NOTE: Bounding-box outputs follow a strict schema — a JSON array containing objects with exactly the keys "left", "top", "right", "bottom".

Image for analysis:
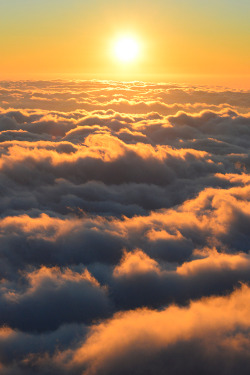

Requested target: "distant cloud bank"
[{"left": 0, "top": 80, "right": 250, "bottom": 374}]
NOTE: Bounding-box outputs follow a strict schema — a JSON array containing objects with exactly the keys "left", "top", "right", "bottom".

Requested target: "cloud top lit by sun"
[{"left": 114, "top": 36, "right": 139, "bottom": 63}]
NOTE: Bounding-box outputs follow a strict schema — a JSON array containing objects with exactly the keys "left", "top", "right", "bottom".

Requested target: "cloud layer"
[{"left": 0, "top": 80, "right": 250, "bottom": 374}]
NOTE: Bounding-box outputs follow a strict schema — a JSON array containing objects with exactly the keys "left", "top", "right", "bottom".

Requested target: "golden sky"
[{"left": 0, "top": 0, "right": 250, "bottom": 86}]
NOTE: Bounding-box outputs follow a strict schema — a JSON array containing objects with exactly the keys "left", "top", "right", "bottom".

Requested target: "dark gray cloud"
[{"left": 0, "top": 266, "right": 112, "bottom": 332}]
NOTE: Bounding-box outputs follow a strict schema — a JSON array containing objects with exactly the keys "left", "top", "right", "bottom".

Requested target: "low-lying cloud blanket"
[{"left": 0, "top": 80, "right": 250, "bottom": 374}]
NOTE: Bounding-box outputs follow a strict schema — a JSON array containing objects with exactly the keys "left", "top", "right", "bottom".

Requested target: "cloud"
[
  {"left": 0, "top": 80, "right": 250, "bottom": 373},
  {"left": 63, "top": 284, "right": 250, "bottom": 375},
  {"left": 0, "top": 266, "right": 112, "bottom": 332},
  {"left": 1, "top": 285, "right": 250, "bottom": 374}
]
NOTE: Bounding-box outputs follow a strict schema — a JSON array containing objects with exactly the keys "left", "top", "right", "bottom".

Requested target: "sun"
[{"left": 114, "top": 36, "right": 139, "bottom": 63}]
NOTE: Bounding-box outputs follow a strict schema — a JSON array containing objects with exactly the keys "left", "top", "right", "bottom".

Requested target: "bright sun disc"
[{"left": 114, "top": 37, "right": 139, "bottom": 63}]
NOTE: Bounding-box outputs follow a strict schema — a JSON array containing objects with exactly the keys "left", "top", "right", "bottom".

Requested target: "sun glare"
[{"left": 114, "top": 36, "right": 139, "bottom": 63}]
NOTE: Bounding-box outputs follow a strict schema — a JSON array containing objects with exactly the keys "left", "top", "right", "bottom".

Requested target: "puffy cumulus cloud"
[
  {"left": 0, "top": 213, "right": 125, "bottom": 279},
  {"left": 0, "top": 266, "right": 112, "bottom": 332},
  {"left": 111, "top": 248, "right": 250, "bottom": 310},
  {"left": 1, "top": 80, "right": 250, "bottom": 113},
  {"left": 0, "top": 324, "right": 88, "bottom": 374},
  {"left": 1, "top": 182, "right": 249, "bottom": 278},
  {"left": 63, "top": 285, "right": 250, "bottom": 375},
  {"left": 1, "top": 285, "right": 250, "bottom": 374},
  {"left": 113, "top": 249, "right": 161, "bottom": 277},
  {"left": 0, "top": 80, "right": 250, "bottom": 373}
]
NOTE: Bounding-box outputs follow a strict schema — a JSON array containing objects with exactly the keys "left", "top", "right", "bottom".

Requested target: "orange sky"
[{"left": 0, "top": 0, "right": 250, "bottom": 87}]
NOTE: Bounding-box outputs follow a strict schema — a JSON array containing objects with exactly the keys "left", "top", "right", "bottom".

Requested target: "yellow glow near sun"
[{"left": 114, "top": 36, "right": 139, "bottom": 63}]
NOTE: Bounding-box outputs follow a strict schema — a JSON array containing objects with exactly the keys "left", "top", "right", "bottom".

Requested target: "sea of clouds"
[{"left": 0, "top": 80, "right": 250, "bottom": 374}]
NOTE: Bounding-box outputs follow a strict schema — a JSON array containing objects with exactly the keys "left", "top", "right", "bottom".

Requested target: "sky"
[{"left": 0, "top": 0, "right": 250, "bottom": 86}]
